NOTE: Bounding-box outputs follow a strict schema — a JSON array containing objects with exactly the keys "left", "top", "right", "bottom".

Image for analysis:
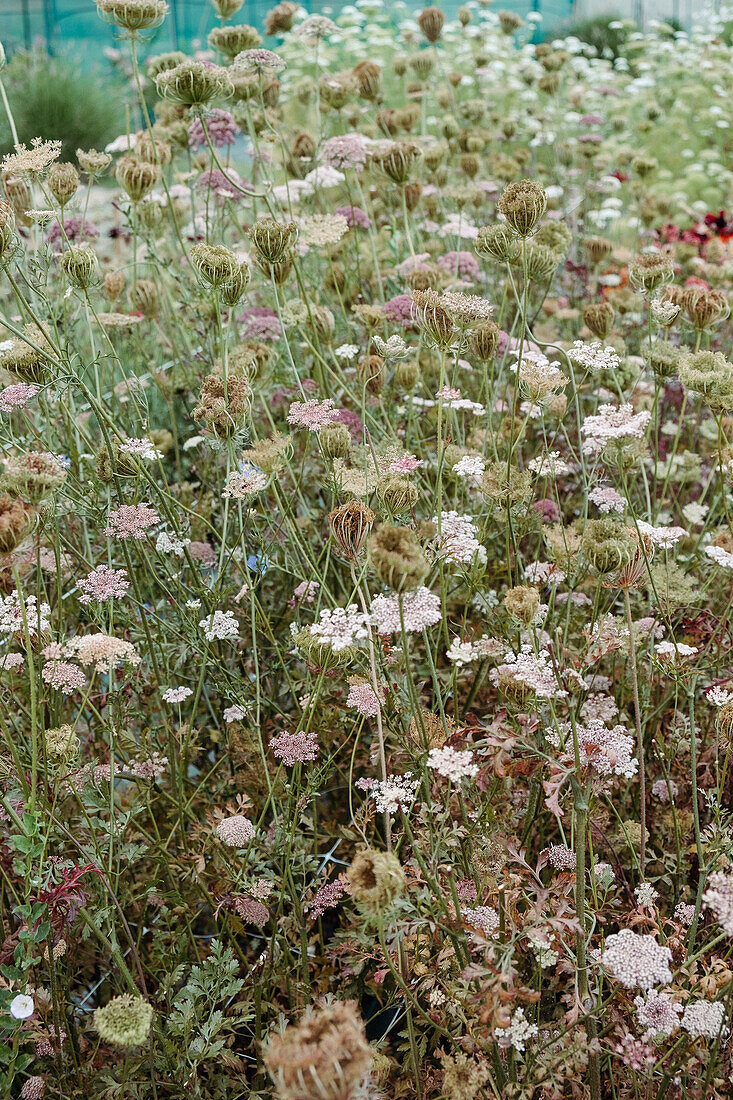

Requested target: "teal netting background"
[{"left": 2, "top": 1, "right": 576, "bottom": 55}]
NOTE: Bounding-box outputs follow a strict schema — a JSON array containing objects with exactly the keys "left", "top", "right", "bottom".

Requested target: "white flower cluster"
[
  {"left": 427, "top": 746, "right": 479, "bottom": 783},
  {"left": 0, "top": 593, "right": 51, "bottom": 638},
  {"left": 452, "top": 455, "right": 486, "bottom": 483},
  {"left": 156, "top": 532, "right": 191, "bottom": 557},
  {"left": 634, "top": 990, "right": 682, "bottom": 1038},
  {"left": 581, "top": 403, "right": 652, "bottom": 456},
  {"left": 680, "top": 1000, "right": 728, "bottom": 1040},
  {"left": 601, "top": 929, "right": 673, "bottom": 989},
  {"left": 463, "top": 905, "right": 499, "bottom": 936},
  {"left": 494, "top": 1007, "right": 538, "bottom": 1052},
  {"left": 309, "top": 605, "right": 370, "bottom": 651},
  {"left": 569, "top": 340, "right": 621, "bottom": 373},
  {"left": 702, "top": 872, "right": 733, "bottom": 936},
  {"left": 491, "top": 646, "right": 567, "bottom": 701},
  {"left": 370, "top": 773, "right": 419, "bottom": 816},
  {"left": 432, "top": 511, "right": 487, "bottom": 566},
  {"left": 370, "top": 588, "right": 442, "bottom": 634},
  {"left": 199, "top": 610, "right": 239, "bottom": 641},
  {"left": 705, "top": 544, "right": 733, "bottom": 570},
  {"left": 446, "top": 635, "right": 501, "bottom": 668}
]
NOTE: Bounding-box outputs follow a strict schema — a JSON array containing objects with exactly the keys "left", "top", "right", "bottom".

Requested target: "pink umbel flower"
[
  {"left": 289, "top": 580, "right": 320, "bottom": 606},
  {"left": 270, "top": 730, "right": 319, "bottom": 766},
  {"left": 308, "top": 878, "right": 346, "bottom": 919},
  {"left": 346, "top": 681, "right": 383, "bottom": 718},
  {"left": 216, "top": 814, "right": 255, "bottom": 847},
  {"left": 103, "top": 503, "right": 159, "bottom": 540},
  {"left": 0, "top": 384, "right": 40, "bottom": 412},
  {"left": 41, "top": 660, "right": 86, "bottom": 695},
  {"left": 287, "top": 399, "right": 340, "bottom": 431},
  {"left": 320, "top": 134, "right": 369, "bottom": 173},
  {"left": 188, "top": 109, "right": 239, "bottom": 152},
  {"left": 162, "top": 686, "right": 193, "bottom": 704},
  {"left": 389, "top": 454, "right": 424, "bottom": 474},
  {"left": 77, "top": 565, "right": 130, "bottom": 604}
]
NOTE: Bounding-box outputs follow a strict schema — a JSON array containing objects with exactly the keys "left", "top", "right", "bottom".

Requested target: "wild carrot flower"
[
  {"left": 77, "top": 565, "right": 130, "bottom": 604},
  {"left": 216, "top": 815, "right": 255, "bottom": 847},
  {"left": 103, "top": 503, "right": 159, "bottom": 540},
  {"left": 269, "top": 730, "right": 318, "bottom": 766}
]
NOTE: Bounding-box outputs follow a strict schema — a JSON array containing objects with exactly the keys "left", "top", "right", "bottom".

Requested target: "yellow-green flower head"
[{"left": 93, "top": 995, "right": 154, "bottom": 1049}]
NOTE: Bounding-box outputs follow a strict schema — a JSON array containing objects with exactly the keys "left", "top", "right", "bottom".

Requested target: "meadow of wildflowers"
[{"left": 2, "top": 0, "right": 733, "bottom": 1096}]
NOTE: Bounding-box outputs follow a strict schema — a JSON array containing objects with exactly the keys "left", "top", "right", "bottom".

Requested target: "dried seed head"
[
  {"left": 504, "top": 585, "right": 540, "bottom": 625},
  {"left": 411, "top": 289, "right": 456, "bottom": 347},
  {"left": 249, "top": 218, "right": 298, "bottom": 264},
  {"left": 523, "top": 241, "right": 559, "bottom": 282},
  {"left": 581, "top": 518, "right": 650, "bottom": 588},
  {"left": 717, "top": 702, "right": 733, "bottom": 750},
  {"left": 115, "top": 156, "right": 160, "bottom": 202},
  {"left": 583, "top": 301, "right": 615, "bottom": 340},
  {"left": 582, "top": 236, "right": 613, "bottom": 265},
  {"left": 469, "top": 320, "right": 500, "bottom": 361},
  {"left": 264, "top": 1001, "right": 372, "bottom": 1100},
  {"left": 59, "top": 244, "right": 98, "bottom": 290},
  {"left": 418, "top": 6, "right": 445, "bottom": 43},
  {"left": 356, "top": 353, "right": 386, "bottom": 395},
  {"left": 353, "top": 60, "right": 382, "bottom": 100},
  {"left": 193, "top": 370, "right": 250, "bottom": 438},
  {"left": 3, "top": 175, "right": 32, "bottom": 225},
  {"left": 498, "top": 9, "right": 524, "bottom": 33},
  {"left": 367, "top": 519, "right": 424, "bottom": 589},
  {"left": 45, "top": 723, "right": 78, "bottom": 759},
  {"left": 684, "top": 286, "right": 729, "bottom": 331},
  {"left": 320, "top": 423, "right": 351, "bottom": 461},
  {"left": 628, "top": 252, "right": 674, "bottom": 293},
  {"left": 409, "top": 52, "right": 435, "bottom": 80},
  {"left": 104, "top": 271, "right": 126, "bottom": 302},
  {"left": 190, "top": 243, "right": 240, "bottom": 288},
  {"left": 155, "top": 60, "right": 233, "bottom": 106},
  {"left": 369, "top": 522, "right": 427, "bottom": 591},
  {"left": 96, "top": 0, "right": 168, "bottom": 32},
  {"left": 133, "top": 279, "right": 159, "bottom": 318},
  {"left": 0, "top": 327, "right": 54, "bottom": 385},
  {"left": 76, "top": 148, "right": 112, "bottom": 178},
  {"left": 497, "top": 179, "right": 547, "bottom": 237},
  {"left": 265, "top": 1, "right": 298, "bottom": 35},
  {"left": 347, "top": 849, "right": 405, "bottom": 914},
  {"left": 647, "top": 340, "right": 680, "bottom": 380},
  {"left": 47, "top": 162, "right": 79, "bottom": 206},
  {"left": 329, "top": 500, "right": 375, "bottom": 561},
  {"left": 679, "top": 350, "right": 733, "bottom": 411},
  {"left": 0, "top": 198, "right": 17, "bottom": 262},
  {"left": 208, "top": 24, "right": 262, "bottom": 59},
  {"left": 407, "top": 709, "right": 449, "bottom": 750},
  {"left": 376, "top": 141, "right": 422, "bottom": 185},
  {"left": 475, "top": 223, "right": 520, "bottom": 263},
  {"left": 378, "top": 476, "right": 419, "bottom": 516},
  {"left": 395, "top": 359, "right": 420, "bottom": 391},
  {"left": 210, "top": 0, "right": 243, "bottom": 16},
  {"left": 0, "top": 493, "right": 36, "bottom": 553},
  {"left": 136, "top": 133, "right": 172, "bottom": 167},
  {"left": 219, "top": 261, "right": 250, "bottom": 307}
]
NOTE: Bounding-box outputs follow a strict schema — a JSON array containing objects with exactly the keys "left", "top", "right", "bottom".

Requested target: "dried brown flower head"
[
  {"left": 329, "top": 501, "right": 375, "bottom": 561},
  {"left": 265, "top": 1001, "right": 372, "bottom": 1100}
]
